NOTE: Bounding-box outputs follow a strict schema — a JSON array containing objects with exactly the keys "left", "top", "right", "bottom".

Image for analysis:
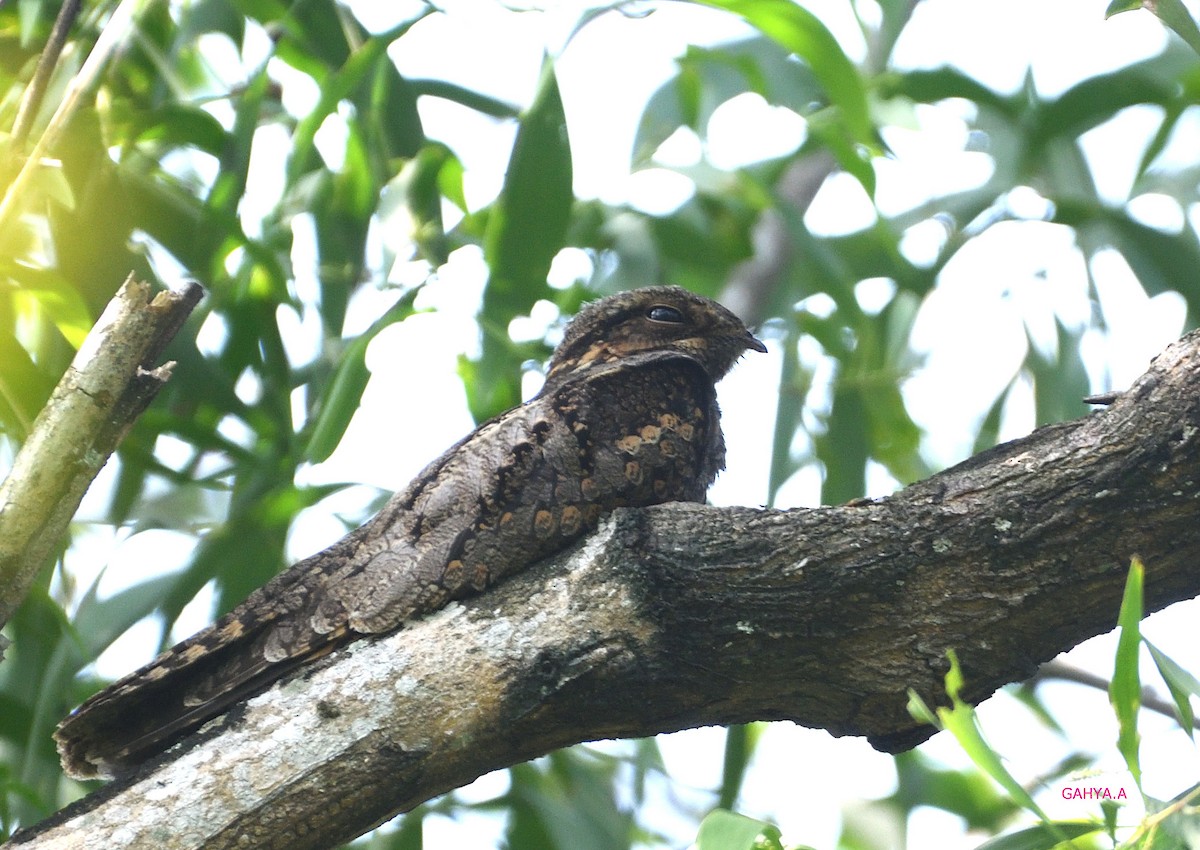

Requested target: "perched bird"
[{"left": 55, "top": 285, "right": 766, "bottom": 779}]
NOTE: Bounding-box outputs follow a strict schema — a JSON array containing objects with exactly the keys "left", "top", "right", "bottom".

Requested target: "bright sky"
[{"left": 68, "top": 0, "right": 1200, "bottom": 847}]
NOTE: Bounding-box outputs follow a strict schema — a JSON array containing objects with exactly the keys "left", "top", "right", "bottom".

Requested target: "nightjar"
[{"left": 55, "top": 285, "right": 765, "bottom": 778}]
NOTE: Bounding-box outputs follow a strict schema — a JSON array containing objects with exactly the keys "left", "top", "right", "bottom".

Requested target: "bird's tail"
[
  {"left": 54, "top": 531, "right": 364, "bottom": 779},
  {"left": 55, "top": 604, "right": 344, "bottom": 778}
]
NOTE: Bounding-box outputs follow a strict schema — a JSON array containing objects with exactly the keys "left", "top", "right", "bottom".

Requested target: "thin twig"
[
  {"left": 10, "top": 0, "right": 84, "bottom": 148},
  {"left": 1031, "top": 660, "right": 1200, "bottom": 730}
]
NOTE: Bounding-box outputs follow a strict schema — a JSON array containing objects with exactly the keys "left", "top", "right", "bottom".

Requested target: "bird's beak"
[{"left": 746, "top": 331, "right": 767, "bottom": 354}]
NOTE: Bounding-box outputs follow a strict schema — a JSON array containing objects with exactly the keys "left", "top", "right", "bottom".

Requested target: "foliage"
[
  {"left": 900, "top": 562, "right": 1200, "bottom": 850},
  {"left": 720, "top": 563, "right": 1200, "bottom": 850},
  {"left": 1108, "top": 0, "right": 1200, "bottom": 57},
  {"left": 1, "top": 0, "right": 1199, "bottom": 847},
  {"left": 696, "top": 808, "right": 808, "bottom": 850}
]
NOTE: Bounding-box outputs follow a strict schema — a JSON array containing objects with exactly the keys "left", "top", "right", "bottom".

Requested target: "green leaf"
[
  {"left": 1110, "top": 557, "right": 1144, "bottom": 791},
  {"left": 206, "top": 66, "right": 270, "bottom": 220},
  {"left": 892, "top": 66, "right": 1015, "bottom": 116},
  {"left": 306, "top": 118, "right": 377, "bottom": 329},
  {"left": 355, "top": 45, "right": 425, "bottom": 162},
  {"left": 691, "top": 0, "right": 875, "bottom": 192},
  {"left": 692, "top": 0, "right": 871, "bottom": 142},
  {"left": 888, "top": 750, "right": 1019, "bottom": 831},
  {"left": 72, "top": 570, "right": 197, "bottom": 661},
  {"left": 116, "top": 168, "right": 213, "bottom": 273},
  {"left": 17, "top": 0, "right": 43, "bottom": 47},
  {"left": 1141, "top": 0, "right": 1200, "bottom": 57},
  {"left": 1136, "top": 102, "right": 1185, "bottom": 183},
  {"left": 717, "top": 724, "right": 765, "bottom": 811},
  {"left": 11, "top": 270, "right": 94, "bottom": 349},
  {"left": 972, "top": 821, "right": 1103, "bottom": 850},
  {"left": 179, "top": 0, "right": 247, "bottom": 45},
  {"left": 1, "top": 589, "right": 75, "bottom": 824},
  {"left": 766, "top": 324, "right": 810, "bottom": 507},
  {"left": 1032, "top": 67, "right": 1176, "bottom": 153},
  {"left": 872, "top": 0, "right": 919, "bottom": 68},
  {"left": 131, "top": 104, "right": 230, "bottom": 156},
  {"left": 408, "top": 78, "right": 521, "bottom": 119},
  {"left": 286, "top": 13, "right": 428, "bottom": 182},
  {"left": 0, "top": 323, "right": 55, "bottom": 438},
  {"left": 906, "top": 689, "right": 940, "bottom": 727},
  {"left": 379, "top": 143, "right": 462, "bottom": 267},
  {"left": 482, "top": 55, "right": 573, "bottom": 308},
  {"left": 1145, "top": 640, "right": 1200, "bottom": 738},
  {"left": 275, "top": 0, "right": 353, "bottom": 74},
  {"left": 473, "top": 54, "right": 573, "bottom": 420},
  {"left": 1106, "top": 0, "right": 1143, "bottom": 15},
  {"left": 500, "top": 751, "right": 635, "bottom": 850},
  {"left": 633, "top": 37, "right": 822, "bottom": 165},
  {"left": 696, "top": 809, "right": 781, "bottom": 850},
  {"left": 1026, "top": 321, "right": 1090, "bottom": 427},
  {"left": 817, "top": 370, "right": 870, "bottom": 503},
  {"left": 1150, "top": 782, "right": 1200, "bottom": 845},
  {"left": 26, "top": 160, "right": 75, "bottom": 210},
  {"left": 1101, "top": 797, "right": 1121, "bottom": 842},
  {"left": 928, "top": 651, "right": 1069, "bottom": 839},
  {"left": 1055, "top": 203, "right": 1200, "bottom": 326}
]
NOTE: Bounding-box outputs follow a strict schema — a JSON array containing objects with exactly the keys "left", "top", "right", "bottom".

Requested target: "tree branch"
[
  {"left": 9, "top": 0, "right": 83, "bottom": 149},
  {"left": 0, "top": 277, "right": 203, "bottom": 648},
  {"left": 12, "top": 328, "right": 1200, "bottom": 850}
]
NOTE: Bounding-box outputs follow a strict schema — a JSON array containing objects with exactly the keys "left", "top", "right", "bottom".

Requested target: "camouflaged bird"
[{"left": 55, "top": 285, "right": 765, "bottom": 779}]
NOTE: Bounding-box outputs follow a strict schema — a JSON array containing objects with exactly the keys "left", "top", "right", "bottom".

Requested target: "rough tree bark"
[{"left": 11, "top": 328, "right": 1200, "bottom": 850}]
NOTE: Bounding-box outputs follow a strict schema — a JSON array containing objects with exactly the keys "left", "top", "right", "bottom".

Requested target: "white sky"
[{"left": 57, "top": 0, "right": 1200, "bottom": 847}]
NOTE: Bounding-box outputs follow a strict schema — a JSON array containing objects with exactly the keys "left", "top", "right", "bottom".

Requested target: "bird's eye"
[{"left": 647, "top": 305, "right": 684, "bottom": 324}]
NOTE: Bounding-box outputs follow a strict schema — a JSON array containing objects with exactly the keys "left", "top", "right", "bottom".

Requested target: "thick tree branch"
[
  {"left": 0, "top": 277, "right": 203, "bottom": 647},
  {"left": 12, "top": 328, "right": 1200, "bottom": 850}
]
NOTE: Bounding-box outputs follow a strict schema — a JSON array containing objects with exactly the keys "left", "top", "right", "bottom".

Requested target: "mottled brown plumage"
[{"left": 55, "top": 285, "right": 765, "bottom": 778}]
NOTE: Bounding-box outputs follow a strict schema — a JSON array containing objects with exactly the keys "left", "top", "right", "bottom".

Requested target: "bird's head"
[{"left": 543, "top": 286, "right": 766, "bottom": 390}]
